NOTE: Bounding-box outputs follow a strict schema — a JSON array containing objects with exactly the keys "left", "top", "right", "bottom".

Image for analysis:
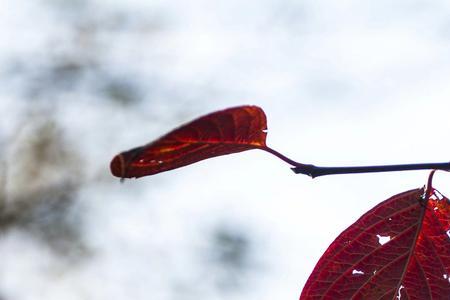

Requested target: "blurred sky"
[{"left": 1, "top": 1, "right": 450, "bottom": 300}]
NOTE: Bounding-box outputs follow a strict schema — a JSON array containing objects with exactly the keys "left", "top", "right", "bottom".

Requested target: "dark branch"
[
  {"left": 291, "top": 162, "right": 450, "bottom": 178},
  {"left": 261, "top": 147, "right": 450, "bottom": 178}
]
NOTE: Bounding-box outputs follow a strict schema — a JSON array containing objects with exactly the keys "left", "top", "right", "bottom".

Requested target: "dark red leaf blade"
[
  {"left": 300, "top": 188, "right": 450, "bottom": 300},
  {"left": 110, "top": 105, "right": 268, "bottom": 178}
]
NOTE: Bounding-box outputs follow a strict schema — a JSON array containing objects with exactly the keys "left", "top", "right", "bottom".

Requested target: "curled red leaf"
[
  {"left": 110, "top": 105, "right": 268, "bottom": 178},
  {"left": 300, "top": 187, "right": 450, "bottom": 299}
]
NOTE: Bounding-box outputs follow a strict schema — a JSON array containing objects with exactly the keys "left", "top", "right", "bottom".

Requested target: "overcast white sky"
[{"left": 1, "top": 1, "right": 450, "bottom": 299}]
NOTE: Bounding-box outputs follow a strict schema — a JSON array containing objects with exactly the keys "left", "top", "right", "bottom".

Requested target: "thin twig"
[
  {"left": 262, "top": 147, "right": 450, "bottom": 178},
  {"left": 291, "top": 162, "right": 450, "bottom": 178}
]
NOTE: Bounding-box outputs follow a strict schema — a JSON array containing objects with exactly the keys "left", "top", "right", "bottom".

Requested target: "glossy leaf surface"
[
  {"left": 110, "top": 105, "right": 268, "bottom": 178},
  {"left": 300, "top": 188, "right": 450, "bottom": 299}
]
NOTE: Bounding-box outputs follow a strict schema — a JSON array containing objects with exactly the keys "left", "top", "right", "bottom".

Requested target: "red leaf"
[
  {"left": 110, "top": 105, "right": 268, "bottom": 178},
  {"left": 300, "top": 187, "right": 450, "bottom": 299}
]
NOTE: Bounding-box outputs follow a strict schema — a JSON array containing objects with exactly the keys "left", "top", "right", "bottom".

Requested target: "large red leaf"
[
  {"left": 300, "top": 186, "right": 450, "bottom": 299},
  {"left": 110, "top": 105, "right": 268, "bottom": 178}
]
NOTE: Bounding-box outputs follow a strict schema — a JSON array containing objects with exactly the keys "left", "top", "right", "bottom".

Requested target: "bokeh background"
[{"left": 1, "top": 1, "right": 450, "bottom": 299}]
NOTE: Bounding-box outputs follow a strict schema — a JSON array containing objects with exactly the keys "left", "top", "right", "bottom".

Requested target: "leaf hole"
[
  {"left": 429, "top": 194, "right": 439, "bottom": 201},
  {"left": 352, "top": 269, "right": 364, "bottom": 275},
  {"left": 421, "top": 190, "right": 427, "bottom": 199},
  {"left": 443, "top": 274, "right": 450, "bottom": 284},
  {"left": 446, "top": 230, "right": 450, "bottom": 240},
  {"left": 434, "top": 190, "right": 445, "bottom": 200},
  {"left": 376, "top": 234, "right": 391, "bottom": 245},
  {"left": 396, "top": 285, "right": 404, "bottom": 299}
]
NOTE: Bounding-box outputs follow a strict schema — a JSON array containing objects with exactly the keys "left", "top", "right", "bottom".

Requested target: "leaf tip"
[{"left": 110, "top": 153, "right": 126, "bottom": 178}]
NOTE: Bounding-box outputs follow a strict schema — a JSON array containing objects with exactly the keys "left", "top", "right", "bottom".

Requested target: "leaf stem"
[
  {"left": 263, "top": 147, "right": 450, "bottom": 178},
  {"left": 425, "top": 170, "right": 436, "bottom": 199},
  {"left": 292, "top": 163, "right": 450, "bottom": 178}
]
